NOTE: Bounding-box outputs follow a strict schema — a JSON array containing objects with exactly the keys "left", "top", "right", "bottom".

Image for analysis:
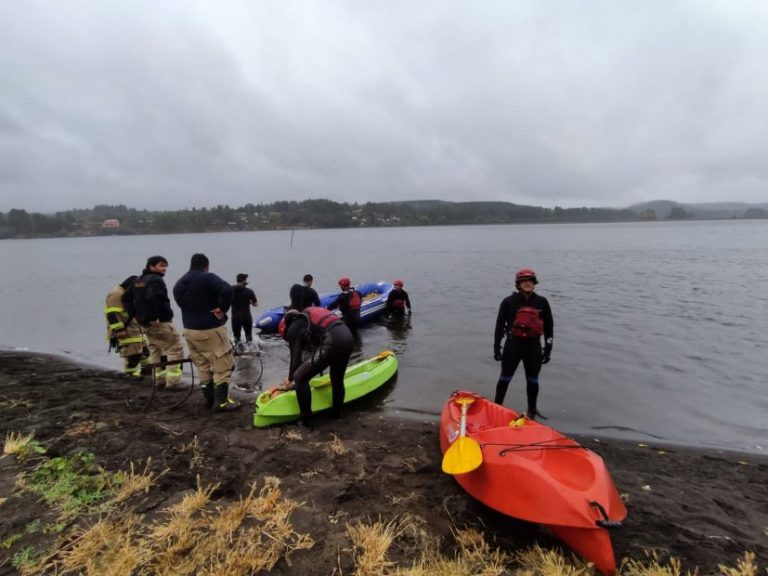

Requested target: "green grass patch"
[
  {"left": 1, "top": 533, "right": 22, "bottom": 550},
  {"left": 26, "top": 451, "right": 120, "bottom": 518},
  {"left": 11, "top": 545, "right": 43, "bottom": 572}
]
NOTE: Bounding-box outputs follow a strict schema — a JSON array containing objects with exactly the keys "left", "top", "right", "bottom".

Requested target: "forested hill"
[{"left": 1, "top": 198, "right": 766, "bottom": 238}]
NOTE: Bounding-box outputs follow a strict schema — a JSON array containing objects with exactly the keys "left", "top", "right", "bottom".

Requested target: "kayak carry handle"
[{"left": 590, "top": 500, "right": 622, "bottom": 529}]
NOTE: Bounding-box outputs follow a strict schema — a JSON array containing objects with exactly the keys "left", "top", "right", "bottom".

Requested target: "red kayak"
[{"left": 439, "top": 391, "right": 627, "bottom": 575}]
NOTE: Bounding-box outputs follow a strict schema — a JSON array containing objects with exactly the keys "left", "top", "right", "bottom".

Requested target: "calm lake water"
[{"left": 1, "top": 220, "right": 766, "bottom": 453}]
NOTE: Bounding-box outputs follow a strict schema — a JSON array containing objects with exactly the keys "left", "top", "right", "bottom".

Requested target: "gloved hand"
[
  {"left": 542, "top": 339, "right": 553, "bottom": 364},
  {"left": 109, "top": 336, "right": 119, "bottom": 351},
  {"left": 493, "top": 348, "right": 502, "bottom": 362}
]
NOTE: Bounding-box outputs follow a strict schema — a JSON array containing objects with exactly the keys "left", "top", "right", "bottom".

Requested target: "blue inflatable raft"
[{"left": 255, "top": 281, "right": 393, "bottom": 333}]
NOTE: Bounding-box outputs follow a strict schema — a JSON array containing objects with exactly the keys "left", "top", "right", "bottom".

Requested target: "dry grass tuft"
[
  {"left": 168, "top": 479, "right": 216, "bottom": 516},
  {"left": 45, "top": 476, "right": 313, "bottom": 575},
  {"left": 515, "top": 544, "right": 587, "bottom": 576},
  {"left": 56, "top": 514, "right": 145, "bottom": 576},
  {"left": 325, "top": 433, "right": 349, "bottom": 456},
  {"left": 177, "top": 435, "right": 208, "bottom": 471},
  {"left": 146, "top": 476, "right": 314, "bottom": 575},
  {"left": 719, "top": 552, "right": 758, "bottom": 576},
  {"left": 111, "top": 461, "right": 156, "bottom": 503},
  {"left": 622, "top": 551, "right": 690, "bottom": 576},
  {"left": 3, "top": 431, "right": 36, "bottom": 456},
  {"left": 285, "top": 429, "right": 304, "bottom": 441},
  {"left": 346, "top": 518, "right": 401, "bottom": 576},
  {"left": 391, "top": 527, "right": 509, "bottom": 576}
]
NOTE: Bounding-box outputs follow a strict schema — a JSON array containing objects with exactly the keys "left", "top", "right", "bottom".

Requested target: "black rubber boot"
[
  {"left": 201, "top": 381, "right": 214, "bottom": 409},
  {"left": 213, "top": 382, "right": 241, "bottom": 413},
  {"left": 300, "top": 416, "right": 315, "bottom": 430}
]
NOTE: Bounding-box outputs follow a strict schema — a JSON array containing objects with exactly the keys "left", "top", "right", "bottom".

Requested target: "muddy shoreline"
[{"left": 1, "top": 351, "right": 766, "bottom": 574}]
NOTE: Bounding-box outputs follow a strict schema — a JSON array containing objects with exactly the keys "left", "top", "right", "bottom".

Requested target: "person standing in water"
[
  {"left": 493, "top": 268, "right": 554, "bottom": 419},
  {"left": 327, "top": 277, "right": 361, "bottom": 335},
  {"left": 289, "top": 274, "right": 321, "bottom": 311},
  {"left": 385, "top": 279, "right": 412, "bottom": 317},
  {"left": 231, "top": 273, "right": 258, "bottom": 350}
]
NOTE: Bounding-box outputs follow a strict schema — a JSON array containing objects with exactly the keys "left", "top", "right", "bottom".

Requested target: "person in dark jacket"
[
  {"left": 327, "top": 277, "right": 361, "bottom": 333},
  {"left": 173, "top": 253, "right": 239, "bottom": 412},
  {"left": 130, "top": 255, "right": 184, "bottom": 388},
  {"left": 231, "top": 273, "right": 258, "bottom": 348},
  {"left": 385, "top": 279, "right": 412, "bottom": 317},
  {"left": 278, "top": 307, "right": 354, "bottom": 428},
  {"left": 493, "top": 267, "right": 554, "bottom": 419},
  {"left": 289, "top": 274, "right": 321, "bottom": 311}
]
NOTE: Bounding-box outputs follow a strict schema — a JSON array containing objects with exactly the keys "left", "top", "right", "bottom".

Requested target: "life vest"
[
  {"left": 348, "top": 290, "right": 361, "bottom": 311},
  {"left": 510, "top": 306, "right": 544, "bottom": 338},
  {"left": 304, "top": 306, "right": 341, "bottom": 330}
]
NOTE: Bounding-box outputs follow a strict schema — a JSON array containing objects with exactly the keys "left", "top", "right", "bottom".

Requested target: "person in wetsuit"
[
  {"left": 327, "top": 277, "right": 361, "bottom": 334},
  {"left": 289, "top": 274, "right": 321, "bottom": 311},
  {"left": 231, "top": 273, "right": 258, "bottom": 348},
  {"left": 278, "top": 307, "right": 354, "bottom": 428},
  {"left": 385, "top": 279, "right": 412, "bottom": 317},
  {"left": 493, "top": 267, "right": 554, "bottom": 419}
]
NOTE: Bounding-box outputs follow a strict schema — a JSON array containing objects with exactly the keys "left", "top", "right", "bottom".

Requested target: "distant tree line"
[{"left": 0, "top": 198, "right": 763, "bottom": 239}]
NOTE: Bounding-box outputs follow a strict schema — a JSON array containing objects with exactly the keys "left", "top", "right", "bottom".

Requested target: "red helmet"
[
  {"left": 515, "top": 268, "right": 538, "bottom": 285},
  {"left": 338, "top": 277, "right": 351, "bottom": 289},
  {"left": 393, "top": 279, "right": 404, "bottom": 288}
]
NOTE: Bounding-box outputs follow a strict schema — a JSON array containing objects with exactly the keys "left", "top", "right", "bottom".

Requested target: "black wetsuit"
[
  {"left": 286, "top": 310, "right": 354, "bottom": 423},
  {"left": 327, "top": 290, "right": 361, "bottom": 330},
  {"left": 493, "top": 291, "right": 554, "bottom": 414},
  {"left": 289, "top": 284, "right": 321, "bottom": 311},
  {"left": 385, "top": 289, "right": 411, "bottom": 317},
  {"left": 231, "top": 284, "right": 257, "bottom": 343}
]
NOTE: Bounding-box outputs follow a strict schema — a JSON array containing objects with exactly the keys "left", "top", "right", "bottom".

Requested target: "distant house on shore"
[{"left": 101, "top": 219, "right": 120, "bottom": 229}]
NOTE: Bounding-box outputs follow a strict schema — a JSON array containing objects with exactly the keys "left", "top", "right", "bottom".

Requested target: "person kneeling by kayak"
[{"left": 278, "top": 307, "right": 354, "bottom": 428}]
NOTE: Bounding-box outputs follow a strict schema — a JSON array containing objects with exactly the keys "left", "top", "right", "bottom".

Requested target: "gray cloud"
[{"left": 1, "top": 0, "right": 767, "bottom": 212}]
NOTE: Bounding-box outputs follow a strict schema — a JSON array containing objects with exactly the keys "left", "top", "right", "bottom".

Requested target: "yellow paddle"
[{"left": 442, "top": 396, "right": 483, "bottom": 475}]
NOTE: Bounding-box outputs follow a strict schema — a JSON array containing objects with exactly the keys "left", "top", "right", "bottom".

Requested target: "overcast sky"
[{"left": 1, "top": 1, "right": 767, "bottom": 212}]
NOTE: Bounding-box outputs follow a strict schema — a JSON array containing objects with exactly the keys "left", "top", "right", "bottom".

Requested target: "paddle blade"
[{"left": 442, "top": 436, "right": 483, "bottom": 475}]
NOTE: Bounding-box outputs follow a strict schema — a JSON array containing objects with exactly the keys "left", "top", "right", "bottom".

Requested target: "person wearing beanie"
[
  {"left": 173, "top": 253, "right": 240, "bottom": 413},
  {"left": 129, "top": 255, "right": 185, "bottom": 388},
  {"left": 231, "top": 273, "right": 258, "bottom": 350}
]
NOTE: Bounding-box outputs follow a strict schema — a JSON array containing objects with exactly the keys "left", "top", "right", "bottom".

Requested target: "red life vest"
[
  {"left": 348, "top": 290, "right": 361, "bottom": 310},
  {"left": 511, "top": 306, "right": 543, "bottom": 338},
  {"left": 304, "top": 306, "right": 341, "bottom": 330}
]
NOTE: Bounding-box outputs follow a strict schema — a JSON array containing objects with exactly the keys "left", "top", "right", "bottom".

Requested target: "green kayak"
[{"left": 252, "top": 351, "right": 398, "bottom": 427}]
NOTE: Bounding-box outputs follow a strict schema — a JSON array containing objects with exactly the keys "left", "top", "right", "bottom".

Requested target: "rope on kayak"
[{"left": 479, "top": 439, "right": 586, "bottom": 456}]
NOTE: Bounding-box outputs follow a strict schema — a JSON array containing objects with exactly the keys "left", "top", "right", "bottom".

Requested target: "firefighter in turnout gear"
[
  {"left": 105, "top": 275, "right": 146, "bottom": 378},
  {"left": 131, "top": 255, "right": 185, "bottom": 388}
]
